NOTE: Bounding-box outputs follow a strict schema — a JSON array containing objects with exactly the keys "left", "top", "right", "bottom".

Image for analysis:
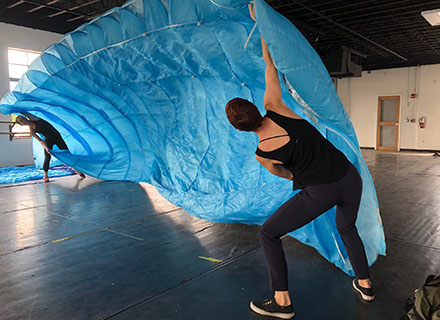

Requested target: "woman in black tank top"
[
  {"left": 223, "top": 5, "right": 374, "bottom": 319},
  {"left": 16, "top": 115, "right": 85, "bottom": 182}
]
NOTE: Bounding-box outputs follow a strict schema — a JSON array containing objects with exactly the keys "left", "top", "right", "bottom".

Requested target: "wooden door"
[{"left": 377, "top": 96, "right": 400, "bottom": 151}]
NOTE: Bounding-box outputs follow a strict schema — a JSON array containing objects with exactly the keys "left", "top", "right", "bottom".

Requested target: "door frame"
[{"left": 376, "top": 95, "right": 401, "bottom": 151}]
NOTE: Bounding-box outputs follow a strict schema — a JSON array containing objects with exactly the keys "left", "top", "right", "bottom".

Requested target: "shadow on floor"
[{"left": 0, "top": 149, "right": 439, "bottom": 319}]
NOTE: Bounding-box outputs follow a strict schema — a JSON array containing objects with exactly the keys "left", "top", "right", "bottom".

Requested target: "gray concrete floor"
[{"left": 0, "top": 149, "right": 439, "bottom": 319}]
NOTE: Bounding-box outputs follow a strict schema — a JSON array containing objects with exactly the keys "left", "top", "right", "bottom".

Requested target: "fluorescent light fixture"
[
  {"left": 7, "top": 1, "right": 24, "bottom": 9},
  {"left": 67, "top": 16, "right": 85, "bottom": 22},
  {"left": 421, "top": 9, "right": 440, "bottom": 26}
]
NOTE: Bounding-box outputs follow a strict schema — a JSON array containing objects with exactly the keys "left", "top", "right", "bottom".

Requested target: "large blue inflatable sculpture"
[{"left": 0, "top": 0, "right": 385, "bottom": 275}]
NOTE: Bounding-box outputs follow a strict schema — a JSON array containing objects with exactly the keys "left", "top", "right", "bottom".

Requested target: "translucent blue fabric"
[
  {"left": 0, "top": 0, "right": 385, "bottom": 275},
  {"left": 0, "top": 165, "right": 73, "bottom": 184},
  {"left": 33, "top": 138, "right": 63, "bottom": 169}
]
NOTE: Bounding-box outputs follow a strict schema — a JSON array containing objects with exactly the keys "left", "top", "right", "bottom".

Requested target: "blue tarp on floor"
[{"left": 0, "top": 165, "right": 74, "bottom": 184}]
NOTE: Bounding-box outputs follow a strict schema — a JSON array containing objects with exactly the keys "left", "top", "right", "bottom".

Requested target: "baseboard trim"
[
  {"left": 360, "top": 147, "right": 440, "bottom": 153},
  {"left": 400, "top": 148, "right": 440, "bottom": 153}
]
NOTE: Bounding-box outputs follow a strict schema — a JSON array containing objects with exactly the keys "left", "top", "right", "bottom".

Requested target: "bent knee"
[
  {"left": 259, "top": 222, "right": 283, "bottom": 240},
  {"left": 337, "top": 223, "right": 357, "bottom": 235}
]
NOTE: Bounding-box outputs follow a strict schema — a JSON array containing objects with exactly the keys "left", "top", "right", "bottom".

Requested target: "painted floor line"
[
  {"left": 100, "top": 244, "right": 262, "bottom": 319},
  {"left": 0, "top": 229, "right": 103, "bottom": 257},
  {"left": 387, "top": 237, "right": 440, "bottom": 252}
]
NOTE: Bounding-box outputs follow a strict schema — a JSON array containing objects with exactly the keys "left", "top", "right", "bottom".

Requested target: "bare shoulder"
[
  {"left": 255, "top": 154, "right": 283, "bottom": 166},
  {"left": 255, "top": 154, "right": 269, "bottom": 164},
  {"left": 264, "top": 101, "right": 302, "bottom": 119}
]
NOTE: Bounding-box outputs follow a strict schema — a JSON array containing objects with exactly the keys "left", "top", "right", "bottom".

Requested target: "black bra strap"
[{"left": 259, "top": 134, "right": 289, "bottom": 143}]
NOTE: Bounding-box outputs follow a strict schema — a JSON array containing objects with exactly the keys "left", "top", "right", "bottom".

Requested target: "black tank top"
[
  {"left": 256, "top": 110, "right": 349, "bottom": 190},
  {"left": 34, "top": 119, "right": 63, "bottom": 142}
]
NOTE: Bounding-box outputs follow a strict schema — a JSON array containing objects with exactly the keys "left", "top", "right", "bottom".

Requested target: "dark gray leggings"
[
  {"left": 43, "top": 139, "right": 68, "bottom": 172},
  {"left": 259, "top": 163, "right": 370, "bottom": 291}
]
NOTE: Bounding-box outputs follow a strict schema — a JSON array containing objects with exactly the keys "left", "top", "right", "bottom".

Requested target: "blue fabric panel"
[
  {"left": 0, "top": 0, "right": 385, "bottom": 275},
  {"left": 0, "top": 165, "right": 73, "bottom": 184},
  {"left": 33, "top": 138, "right": 63, "bottom": 169}
]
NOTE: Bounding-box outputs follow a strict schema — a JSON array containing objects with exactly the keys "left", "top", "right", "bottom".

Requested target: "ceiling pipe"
[
  {"left": 7, "top": 1, "right": 25, "bottom": 9},
  {"left": 28, "top": 0, "right": 60, "bottom": 13},
  {"left": 285, "top": 0, "right": 409, "bottom": 62},
  {"left": 19, "top": 0, "right": 88, "bottom": 18},
  {"left": 70, "top": 0, "right": 101, "bottom": 11}
]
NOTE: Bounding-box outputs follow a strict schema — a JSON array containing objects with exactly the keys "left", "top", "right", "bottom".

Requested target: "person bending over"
[
  {"left": 224, "top": 4, "right": 374, "bottom": 319},
  {"left": 16, "top": 115, "right": 85, "bottom": 182}
]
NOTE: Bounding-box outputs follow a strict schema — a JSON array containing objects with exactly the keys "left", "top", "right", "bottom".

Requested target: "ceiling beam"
[
  {"left": 319, "top": 1, "right": 440, "bottom": 21},
  {"left": 28, "top": 0, "right": 60, "bottom": 13},
  {"left": 286, "top": 0, "right": 408, "bottom": 61},
  {"left": 70, "top": 0, "right": 101, "bottom": 11},
  {"left": 19, "top": 0, "right": 89, "bottom": 18},
  {"left": 7, "top": 1, "right": 25, "bottom": 9}
]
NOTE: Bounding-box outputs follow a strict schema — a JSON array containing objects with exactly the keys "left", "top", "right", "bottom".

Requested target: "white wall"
[
  {"left": 337, "top": 64, "right": 440, "bottom": 150},
  {"left": 417, "top": 65, "right": 440, "bottom": 149},
  {"left": 0, "top": 23, "right": 61, "bottom": 167}
]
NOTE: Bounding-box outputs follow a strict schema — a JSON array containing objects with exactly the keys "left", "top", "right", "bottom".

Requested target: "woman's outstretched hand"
[{"left": 248, "top": 2, "right": 256, "bottom": 22}]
